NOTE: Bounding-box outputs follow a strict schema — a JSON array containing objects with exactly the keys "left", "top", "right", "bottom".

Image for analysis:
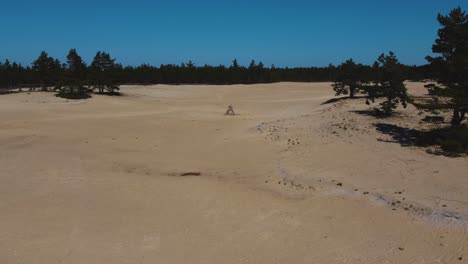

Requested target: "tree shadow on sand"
[
  {"left": 94, "top": 91, "right": 123, "bottom": 96},
  {"left": 55, "top": 92, "right": 92, "bottom": 100},
  {"left": 374, "top": 123, "right": 467, "bottom": 157},
  {"left": 351, "top": 109, "right": 401, "bottom": 119},
  {"left": 374, "top": 123, "right": 421, "bottom": 146},
  {"left": 321, "top": 95, "right": 366, "bottom": 105},
  {"left": 0, "top": 89, "right": 20, "bottom": 95}
]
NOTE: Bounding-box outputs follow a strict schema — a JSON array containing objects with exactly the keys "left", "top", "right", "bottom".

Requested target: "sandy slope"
[{"left": 0, "top": 82, "right": 467, "bottom": 263}]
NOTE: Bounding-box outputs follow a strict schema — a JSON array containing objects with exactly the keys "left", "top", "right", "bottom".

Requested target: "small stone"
[
  {"left": 398, "top": 247, "right": 404, "bottom": 251},
  {"left": 336, "top": 183, "right": 343, "bottom": 186}
]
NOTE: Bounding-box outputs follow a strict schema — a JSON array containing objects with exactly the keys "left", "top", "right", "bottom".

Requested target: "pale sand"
[{"left": 0, "top": 82, "right": 467, "bottom": 263}]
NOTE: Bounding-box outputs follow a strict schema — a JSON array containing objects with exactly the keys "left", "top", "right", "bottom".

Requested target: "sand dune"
[{"left": 0, "top": 82, "right": 467, "bottom": 263}]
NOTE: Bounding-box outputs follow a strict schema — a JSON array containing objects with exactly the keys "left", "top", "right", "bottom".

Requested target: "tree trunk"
[
  {"left": 451, "top": 107, "right": 465, "bottom": 127},
  {"left": 41, "top": 82, "right": 48, "bottom": 91},
  {"left": 350, "top": 86, "right": 355, "bottom": 98},
  {"left": 461, "top": 110, "right": 466, "bottom": 124}
]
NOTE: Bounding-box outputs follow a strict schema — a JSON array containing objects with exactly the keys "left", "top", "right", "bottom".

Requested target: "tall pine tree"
[
  {"left": 90, "top": 51, "right": 120, "bottom": 94},
  {"left": 56, "top": 49, "right": 89, "bottom": 98},
  {"left": 364, "top": 52, "right": 410, "bottom": 115},
  {"left": 32, "top": 51, "right": 62, "bottom": 91},
  {"left": 332, "top": 59, "right": 367, "bottom": 98},
  {"left": 421, "top": 7, "right": 468, "bottom": 126}
]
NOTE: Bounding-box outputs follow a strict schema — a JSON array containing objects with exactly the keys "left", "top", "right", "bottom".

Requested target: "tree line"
[{"left": 0, "top": 53, "right": 430, "bottom": 92}]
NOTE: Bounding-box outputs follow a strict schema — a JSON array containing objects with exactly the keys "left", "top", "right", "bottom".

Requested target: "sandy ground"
[{"left": 0, "top": 82, "right": 467, "bottom": 263}]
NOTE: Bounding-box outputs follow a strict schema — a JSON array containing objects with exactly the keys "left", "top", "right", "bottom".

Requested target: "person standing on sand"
[{"left": 225, "top": 105, "right": 236, "bottom": 115}]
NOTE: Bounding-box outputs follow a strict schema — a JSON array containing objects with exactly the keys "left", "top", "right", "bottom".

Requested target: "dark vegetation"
[
  {"left": 363, "top": 52, "right": 411, "bottom": 116},
  {"left": 55, "top": 49, "right": 90, "bottom": 99},
  {"left": 0, "top": 49, "right": 119, "bottom": 98},
  {"left": 332, "top": 52, "right": 412, "bottom": 116},
  {"left": 331, "top": 7, "right": 466, "bottom": 126},
  {"left": 330, "top": 6, "right": 467, "bottom": 154},
  {"left": 0, "top": 54, "right": 430, "bottom": 98},
  {"left": 331, "top": 59, "right": 370, "bottom": 99},
  {"left": 417, "top": 7, "right": 468, "bottom": 127}
]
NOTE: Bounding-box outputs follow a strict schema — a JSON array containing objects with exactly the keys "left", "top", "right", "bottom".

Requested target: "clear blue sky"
[{"left": 1, "top": 0, "right": 466, "bottom": 67}]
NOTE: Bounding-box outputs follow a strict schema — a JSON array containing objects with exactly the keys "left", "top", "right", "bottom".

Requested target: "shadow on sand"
[
  {"left": 374, "top": 123, "right": 467, "bottom": 157},
  {"left": 351, "top": 109, "right": 404, "bottom": 119},
  {"left": 0, "top": 89, "right": 20, "bottom": 95},
  {"left": 374, "top": 123, "right": 421, "bottom": 146},
  {"left": 321, "top": 95, "right": 366, "bottom": 105},
  {"left": 55, "top": 92, "right": 92, "bottom": 100},
  {"left": 94, "top": 91, "right": 123, "bottom": 96}
]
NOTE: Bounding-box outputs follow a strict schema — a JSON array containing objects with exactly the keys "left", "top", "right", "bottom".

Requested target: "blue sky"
[{"left": 1, "top": 0, "right": 466, "bottom": 67}]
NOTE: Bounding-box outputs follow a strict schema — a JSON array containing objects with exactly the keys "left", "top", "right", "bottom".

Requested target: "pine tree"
[
  {"left": 248, "top": 60, "right": 257, "bottom": 83},
  {"left": 56, "top": 49, "right": 90, "bottom": 98},
  {"left": 420, "top": 7, "right": 468, "bottom": 126},
  {"left": 364, "top": 52, "right": 410, "bottom": 115},
  {"left": 231, "top": 59, "right": 239, "bottom": 69},
  {"left": 90, "top": 51, "right": 120, "bottom": 94},
  {"left": 332, "top": 59, "right": 367, "bottom": 98},
  {"left": 32, "top": 51, "right": 61, "bottom": 91},
  {"left": 2, "top": 59, "right": 13, "bottom": 89}
]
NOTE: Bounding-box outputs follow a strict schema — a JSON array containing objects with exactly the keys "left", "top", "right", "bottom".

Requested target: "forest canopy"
[{"left": 0, "top": 53, "right": 431, "bottom": 90}]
